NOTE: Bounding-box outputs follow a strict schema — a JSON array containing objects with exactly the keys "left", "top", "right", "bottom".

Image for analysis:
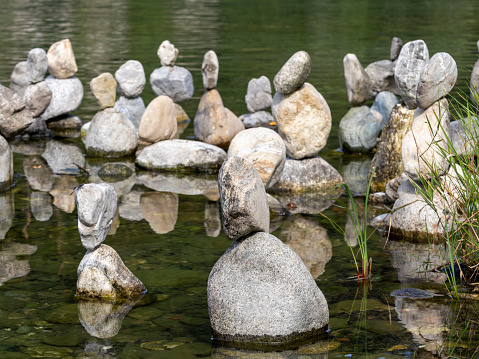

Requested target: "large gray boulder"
[
  {"left": 150, "top": 66, "right": 194, "bottom": 102},
  {"left": 273, "top": 51, "right": 311, "bottom": 95},
  {"left": 272, "top": 83, "right": 332, "bottom": 159},
  {"left": 115, "top": 60, "right": 146, "bottom": 98},
  {"left": 394, "top": 40, "right": 429, "bottom": 109},
  {"left": 339, "top": 106, "right": 379, "bottom": 153},
  {"left": 0, "top": 84, "right": 33, "bottom": 139},
  {"left": 136, "top": 139, "right": 226, "bottom": 172},
  {"left": 343, "top": 53, "right": 371, "bottom": 106},
  {"left": 10, "top": 61, "right": 29, "bottom": 97},
  {"left": 207, "top": 231, "right": 328, "bottom": 342},
  {"left": 202, "top": 50, "right": 219, "bottom": 90},
  {"left": 218, "top": 156, "right": 269, "bottom": 240},
  {"left": 27, "top": 48, "right": 48, "bottom": 84},
  {"left": 39, "top": 75, "right": 84, "bottom": 121},
  {"left": 370, "top": 91, "right": 399, "bottom": 130},
  {"left": 42, "top": 140, "right": 85, "bottom": 175},
  {"left": 0, "top": 136, "right": 13, "bottom": 190},
  {"left": 47, "top": 39, "right": 78, "bottom": 79},
  {"left": 114, "top": 96, "right": 145, "bottom": 131},
  {"left": 245, "top": 76, "right": 272, "bottom": 112},
  {"left": 23, "top": 82, "right": 52, "bottom": 118}
]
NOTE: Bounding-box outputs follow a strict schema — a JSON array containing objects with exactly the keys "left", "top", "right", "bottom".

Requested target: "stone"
[
  {"left": 339, "top": 106, "right": 379, "bottom": 153},
  {"left": 240, "top": 111, "right": 276, "bottom": 130},
  {"left": 136, "top": 139, "right": 226, "bottom": 172},
  {"left": 115, "top": 60, "right": 146, "bottom": 98},
  {"left": 158, "top": 40, "right": 179, "bottom": 66},
  {"left": 27, "top": 48, "right": 48, "bottom": 84},
  {"left": 266, "top": 193, "right": 290, "bottom": 219},
  {"left": 370, "top": 91, "right": 399, "bottom": 130},
  {"left": 343, "top": 53, "right": 371, "bottom": 106},
  {"left": 114, "top": 96, "right": 145, "bottom": 130},
  {"left": 394, "top": 40, "right": 429, "bottom": 109},
  {"left": 47, "top": 39, "right": 78, "bottom": 79},
  {"left": 0, "top": 84, "right": 33, "bottom": 139},
  {"left": 227, "top": 128, "right": 286, "bottom": 189},
  {"left": 150, "top": 66, "right": 194, "bottom": 102},
  {"left": 205, "top": 201, "right": 221, "bottom": 237},
  {"left": 401, "top": 98, "right": 450, "bottom": 181},
  {"left": 218, "top": 156, "right": 269, "bottom": 240},
  {"left": 245, "top": 76, "right": 272, "bottom": 112},
  {"left": 140, "top": 192, "right": 178, "bottom": 234},
  {"left": 23, "top": 82, "right": 52, "bottom": 117},
  {"left": 194, "top": 89, "right": 244, "bottom": 149},
  {"left": 10, "top": 61, "right": 29, "bottom": 97},
  {"left": 85, "top": 108, "right": 138, "bottom": 157},
  {"left": 137, "top": 171, "right": 218, "bottom": 197},
  {"left": 365, "top": 60, "right": 397, "bottom": 97},
  {"left": 340, "top": 157, "right": 372, "bottom": 195},
  {"left": 42, "top": 140, "right": 85, "bottom": 175},
  {"left": 46, "top": 115, "right": 83, "bottom": 131},
  {"left": 416, "top": 52, "right": 457, "bottom": 110},
  {"left": 271, "top": 156, "right": 344, "bottom": 194},
  {"left": 450, "top": 117, "right": 479, "bottom": 156},
  {"left": 0, "top": 192, "right": 14, "bottom": 239},
  {"left": 30, "top": 191, "right": 53, "bottom": 222},
  {"left": 272, "top": 83, "right": 331, "bottom": 159},
  {"left": 470, "top": 59, "right": 479, "bottom": 105},
  {"left": 369, "top": 102, "right": 414, "bottom": 192},
  {"left": 385, "top": 173, "right": 408, "bottom": 202},
  {"left": 207, "top": 231, "right": 328, "bottom": 342},
  {"left": 0, "top": 136, "right": 13, "bottom": 190},
  {"left": 90, "top": 73, "right": 117, "bottom": 109},
  {"left": 23, "top": 155, "right": 55, "bottom": 192},
  {"left": 0, "top": 241, "right": 37, "bottom": 283},
  {"left": 202, "top": 50, "right": 219, "bottom": 90},
  {"left": 273, "top": 51, "right": 311, "bottom": 95},
  {"left": 119, "top": 191, "right": 144, "bottom": 221},
  {"left": 50, "top": 175, "right": 78, "bottom": 213},
  {"left": 138, "top": 95, "right": 177, "bottom": 143},
  {"left": 39, "top": 75, "right": 84, "bottom": 120},
  {"left": 390, "top": 37, "right": 403, "bottom": 61},
  {"left": 75, "top": 183, "right": 117, "bottom": 250},
  {"left": 77, "top": 244, "right": 146, "bottom": 298},
  {"left": 24, "top": 117, "right": 52, "bottom": 138}
]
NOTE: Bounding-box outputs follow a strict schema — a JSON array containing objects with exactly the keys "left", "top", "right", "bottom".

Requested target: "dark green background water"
[{"left": 1, "top": 0, "right": 479, "bottom": 357}]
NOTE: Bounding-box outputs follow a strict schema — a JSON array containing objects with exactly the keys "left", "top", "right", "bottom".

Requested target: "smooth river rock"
[
  {"left": 202, "top": 50, "right": 219, "bottom": 90},
  {"left": 47, "top": 39, "right": 78, "bottom": 79},
  {"left": 150, "top": 66, "right": 194, "bottom": 102},
  {"left": 23, "top": 82, "right": 52, "bottom": 118},
  {"left": 27, "top": 48, "right": 48, "bottom": 84},
  {"left": 138, "top": 95, "right": 177, "bottom": 143},
  {"left": 245, "top": 76, "right": 272, "bottom": 112},
  {"left": 343, "top": 53, "right": 371, "bottom": 106},
  {"left": 39, "top": 75, "right": 84, "bottom": 121},
  {"left": 370, "top": 91, "right": 399, "bottom": 130},
  {"left": 114, "top": 96, "right": 145, "bottom": 131},
  {"left": 273, "top": 51, "right": 311, "bottom": 95},
  {"left": 240, "top": 111, "right": 276, "bottom": 130},
  {"left": 365, "top": 60, "right": 397, "bottom": 97},
  {"left": 90, "top": 73, "right": 117, "bottom": 109},
  {"left": 0, "top": 84, "right": 33, "bottom": 139},
  {"left": 390, "top": 37, "right": 403, "bottom": 61},
  {"left": 339, "top": 106, "right": 379, "bottom": 153},
  {"left": 158, "top": 40, "right": 178, "bottom": 67},
  {"left": 115, "top": 60, "right": 146, "bottom": 98},
  {"left": 10, "top": 61, "right": 29, "bottom": 97}
]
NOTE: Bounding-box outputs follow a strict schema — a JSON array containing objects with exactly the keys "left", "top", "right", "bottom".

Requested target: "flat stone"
[
  {"left": 218, "top": 156, "right": 269, "bottom": 240},
  {"left": 245, "top": 76, "right": 272, "bottom": 112},
  {"left": 227, "top": 128, "right": 286, "bottom": 189},
  {"left": 114, "top": 96, "right": 145, "bottom": 131},
  {"left": 370, "top": 91, "right": 399, "bottom": 130},
  {"left": 23, "top": 82, "right": 52, "bottom": 117},
  {"left": 90, "top": 73, "right": 117, "bottom": 109},
  {"left": 158, "top": 40, "right": 178, "bottom": 66},
  {"left": 273, "top": 51, "right": 311, "bottom": 95},
  {"left": 39, "top": 75, "right": 84, "bottom": 120},
  {"left": 141, "top": 192, "right": 178, "bottom": 234},
  {"left": 27, "top": 48, "right": 48, "bottom": 83},
  {"left": 390, "top": 37, "right": 403, "bottom": 61},
  {"left": 42, "top": 140, "right": 85, "bottom": 175},
  {"left": 272, "top": 83, "right": 331, "bottom": 159},
  {"left": 150, "top": 66, "right": 194, "bottom": 102},
  {"left": 0, "top": 84, "right": 33, "bottom": 139},
  {"left": 0, "top": 136, "right": 13, "bottom": 190},
  {"left": 138, "top": 95, "right": 177, "bottom": 143},
  {"left": 343, "top": 53, "right": 371, "bottom": 106},
  {"left": 202, "top": 50, "right": 219, "bottom": 90},
  {"left": 47, "top": 39, "right": 78, "bottom": 79},
  {"left": 10, "top": 61, "right": 29, "bottom": 97},
  {"left": 365, "top": 60, "right": 397, "bottom": 97},
  {"left": 240, "top": 111, "right": 276, "bottom": 130},
  {"left": 339, "top": 106, "right": 379, "bottom": 153},
  {"left": 46, "top": 114, "right": 83, "bottom": 130},
  {"left": 115, "top": 60, "right": 146, "bottom": 98}
]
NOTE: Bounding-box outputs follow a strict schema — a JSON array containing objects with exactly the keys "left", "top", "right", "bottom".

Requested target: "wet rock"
[
  {"left": 0, "top": 84, "right": 34, "bottom": 139},
  {"left": 47, "top": 39, "right": 78, "bottom": 79},
  {"left": 402, "top": 98, "right": 450, "bottom": 181},
  {"left": 266, "top": 193, "right": 290, "bottom": 220},
  {"left": 365, "top": 60, "right": 397, "bottom": 97},
  {"left": 416, "top": 52, "right": 457, "bottom": 110},
  {"left": 150, "top": 66, "right": 194, "bottom": 102},
  {"left": 114, "top": 96, "right": 145, "bottom": 131},
  {"left": 240, "top": 111, "right": 276, "bottom": 130},
  {"left": 23, "top": 155, "right": 54, "bottom": 191},
  {"left": 42, "top": 140, "right": 85, "bottom": 175},
  {"left": 245, "top": 76, "right": 272, "bottom": 112},
  {"left": 274, "top": 51, "right": 311, "bottom": 95},
  {"left": 391, "top": 288, "right": 434, "bottom": 299},
  {"left": 202, "top": 50, "right": 219, "bottom": 90},
  {"left": 141, "top": 192, "right": 178, "bottom": 234},
  {"left": 390, "top": 37, "right": 403, "bottom": 61},
  {"left": 10, "top": 61, "right": 29, "bottom": 97},
  {"left": 469, "top": 59, "right": 479, "bottom": 105},
  {"left": 218, "top": 156, "right": 269, "bottom": 240},
  {"left": 205, "top": 201, "right": 221, "bottom": 237},
  {"left": 370, "top": 91, "right": 399, "bottom": 130},
  {"left": 208, "top": 231, "right": 328, "bottom": 342},
  {"left": 27, "top": 48, "right": 48, "bottom": 84},
  {"left": 228, "top": 128, "right": 286, "bottom": 189},
  {"left": 339, "top": 106, "right": 379, "bottom": 153},
  {"left": 158, "top": 40, "right": 178, "bottom": 67},
  {"left": 272, "top": 83, "right": 331, "bottom": 159},
  {"left": 394, "top": 39, "right": 429, "bottom": 109},
  {"left": 138, "top": 95, "right": 177, "bottom": 143},
  {"left": 39, "top": 75, "right": 84, "bottom": 121},
  {"left": 119, "top": 191, "right": 144, "bottom": 221},
  {"left": 23, "top": 117, "right": 52, "bottom": 138},
  {"left": 369, "top": 102, "right": 414, "bottom": 192},
  {"left": 98, "top": 163, "right": 134, "bottom": 183},
  {"left": 0, "top": 136, "right": 13, "bottom": 190},
  {"left": 343, "top": 53, "right": 371, "bottom": 106},
  {"left": 87, "top": 160, "right": 136, "bottom": 199},
  {"left": 0, "top": 241, "right": 37, "bottom": 285},
  {"left": 340, "top": 157, "right": 372, "bottom": 195},
  {"left": 30, "top": 191, "right": 53, "bottom": 222},
  {"left": 136, "top": 139, "right": 226, "bottom": 172},
  {"left": 115, "top": 60, "right": 145, "bottom": 98},
  {"left": 49, "top": 175, "right": 78, "bottom": 213},
  {"left": 85, "top": 108, "right": 138, "bottom": 157},
  {"left": 90, "top": 72, "right": 117, "bottom": 109},
  {"left": 385, "top": 173, "right": 408, "bottom": 202},
  {"left": 23, "top": 82, "right": 52, "bottom": 118},
  {"left": 0, "top": 192, "right": 14, "bottom": 240}
]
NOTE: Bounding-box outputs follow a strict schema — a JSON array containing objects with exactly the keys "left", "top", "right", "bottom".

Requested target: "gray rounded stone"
[
  {"left": 370, "top": 91, "right": 399, "bottom": 130},
  {"left": 10, "top": 61, "right": 29, "bottom": 97},
  {"left": 339, "top": 106, "right": 379, "bottom": 153},
  {"left": 202, "top": 50, "right": 219, "bottom": 90},
  {"left": 115, "top": 60, "right": 146, "bottom": 98},
  {"left": 150, "top": 66, "right": 194, "bottom": 102},
  {"left": 23, "top": 82, "right": 52, "bottom": 118},
  {"left": 114, "top": 96, "right": 145, "bottom": 131},
  {"left": 390, "top": 37, "right": 403, "bottom": 61},
  {"left": 273, "top": 51, "right": 311, "bottom": 95},
  {"left": 207, "top": 231, "right": 328, "bottom": 342},
  {"left": 27, "top": 48, "right": 48, "bottom": 84},
  {"left": 343, "top": 53, "right": 371, "bottom": 106},
  {"left": 39, "top": 75, "right": 84, "bottom": 120},
  {"left": 158, "top": 40, "right": 178, "bottom": 67},
  {"left": 0, "top": 84, "right": 33, "bottom": 139},
  {"left": 245, "top": 76, "right": 272, "bottom": 112},
  {"left": 0, "top": 136, "right": 13, "bottom": 190},
  {"left": 240, "top": 111, "right": 276, "bottom": 130},
  {"left": 365, "top": 60, "right": 397, "bottom": 97}
]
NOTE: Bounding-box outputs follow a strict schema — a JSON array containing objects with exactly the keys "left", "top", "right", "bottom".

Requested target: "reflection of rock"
[
  {"left": 140, "top": 192, "right": 178, "bottom": 234},
  {"left": 118, "top": 191, "right": 144, "bottom": 222},
  {"left": 0, "top": 192, "right": 14, "bottom": 239},
  {"left": 344, "top": 198, "right": 364, "bottom": 247},
  {"left": 83, "top": 339, "right": 118, "bottom": 359},
  {"left": 386, "top": 239, "right": 447, "bottom": 283},
  {"left": 42, "top": 140, "right": 85, "bottom": 175},
  {"left": 23, "top": 156, "right": 55, "bottom": 191},
  {"left": 87, "top": 159, "right": 136, "bottom": 198},
  {"left": 205, "top": 201, "right": 221, "bottom": 237},
  {"left": 30, "top": 191, "right": 53, "bottom": 222},
  {"left": 340, "top": 157, "right": 372, "bottom": 195},
  {"left": 279, "top": 216, "right": 332, "bottom": 278},
  {"left": 137, "top": 171, "right": 218, "bottom": 197},
  {"left": 78, "top": 294, "right": 144, "bottom": 338},
  {"left": 10, "top": 140, "right": 46, "bottom": 155},
  {"left": 49, "top": 175, "right": 78, "bottom": 213},
  {"left": 272, "top": 192, "right": 336, "bottom": 215},
  {"left": 0, "top": 241, "right": 37, "bottom": 285}
]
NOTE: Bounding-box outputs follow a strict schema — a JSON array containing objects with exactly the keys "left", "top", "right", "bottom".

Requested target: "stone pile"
[
  {"left": 207, "top": 156, "right": 329, "bottom": 343},
  {"left": 239, "top": 76, "right": 276, "bottom": 130},
  {"left": 194, "top": 50, "right": 245, "bottom": 149}
]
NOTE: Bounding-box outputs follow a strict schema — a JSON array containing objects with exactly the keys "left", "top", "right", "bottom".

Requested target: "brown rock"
[
  {"left": 140, "top": 192, "right": 178, "bottom": 234},
  {"left": 139, "top": 95, "right": 177, "bottom": 143},
  {"left": 47, "top": 39, "right": 78, "bottom": 79},
  {"left": 90, "top": 73, "right": 117, "bottom": 109}
]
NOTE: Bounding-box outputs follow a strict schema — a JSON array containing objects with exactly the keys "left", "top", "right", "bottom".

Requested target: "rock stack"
[
  {"left": 239, "top": 76, "right": 276, "bottom": 130},
  {"left": 0, "top": 84, "right": 33, "bottom": 139},
  {"left": 208, "top": 156, "right": 328, "bottom": 343},
  {"left": 75, "top": 183, "right": 146, "bottom": 298},
  {"left": 194, "top": 50, "right": 245, "bottom": 149}
]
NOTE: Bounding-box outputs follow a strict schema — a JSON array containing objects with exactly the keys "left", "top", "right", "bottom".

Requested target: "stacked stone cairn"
[
  {"left": 239, "top": 76, "right": 276, "bottom": 130},
  {"left": 269, "top": 51, "right": 343, "bottom": 213},
  {"left": 194, "top": 50, "right": 245, "bottom": 149},
  {"left": 75, "top": 183, "right": 146, "bottom": 298},
  {"left": 208, "top": 156, "right": 329, "bottom": 343}
]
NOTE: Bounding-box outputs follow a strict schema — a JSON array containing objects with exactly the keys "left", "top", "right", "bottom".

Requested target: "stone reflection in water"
[
  {"left": 344, "top": 197, "right": 365, "bottom": 247},
  {"left": 339, "top": 157, "right": 372, "bottom": 195},
  {"left": 42, "top": 140, "right": 85, "bottom": 175},
  {"left": 140, "top": 192, "right": 178, "bottom": 234},
  {"left": 279, "top": 215, "right": 332, "bottom": 278},
  {"left": 386, "top": 239, "right": 447, "bottom": 283},
  {"left": 0, "top": 191, "right": 14, "bottom": 240},
  {"left": 205, "top": 201, "right": 221, "bottom": 237},
  {"left": 30, "top": 191, "right": 53, "bottom": 222},
  {"left": 49, "top": 175, "right": 78, "bottom": 213},
  {"left": 272, "top": 192, "right": 336, "bottom": 215},
  {"left": 119, "top": 191, "right": 144, "bottom": 221},
  {"left": 88, "top": 160, "right": 136, "bottom": 198},
  {"left": 23, "top": 155, "right": 55, "bottom": 191},
  {"left": 10, "top": 139, "right": 46, "bottom": 156},
  {"left": 83, "top": 339, "right": 118, "bottom": 359},
  {"left": 395, "top": 297, "right": 449, "bottom": 355},
  {"left": 0, "top": 240, "right": 37, "bottom": 285}
]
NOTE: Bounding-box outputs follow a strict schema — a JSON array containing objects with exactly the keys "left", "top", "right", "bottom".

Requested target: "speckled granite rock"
[
  {"left": 90, "top": 73, "right": 117, "bottom": 109},
  {"left": 27, "top": 48, "right": 48, "bottom": 83},
  {"left": 47, "top": 39, "right": 78, "bottom": 79},
  {"left": 115, "top": 60, "right": 146, "bottom": 98},
  {"left": 0, "top": 84, "right": 34, "bottom": 139},
  {"left": 39, "top": 75, "right": 84, "bottom": 121},
  {"left": 273, "top": 51, "right": 311, "bottom": 95},
  {"left": 0, "top": 136, "right": 13, "bottom": 190},
  {"left": 23, "top": 82, "right": 52, "bottom": 117}
]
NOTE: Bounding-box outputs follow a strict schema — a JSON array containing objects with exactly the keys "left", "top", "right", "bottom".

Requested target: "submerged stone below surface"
[{"left": 207, "top": 231, "right": 329, "bottom": 343}]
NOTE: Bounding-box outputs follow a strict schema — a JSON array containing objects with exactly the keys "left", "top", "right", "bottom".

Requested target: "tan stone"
[
  {"left": 139, "top": 96, "right": 177, "bottom": 143},
  {"left": 90, "top": 73, "right": 117, "bottom": 109},
  {"left": 140, "top": 192, "right": 178, "bottom": 234},
  {"left": 47, "top": 39, "right": 78, "bottom": 79}
]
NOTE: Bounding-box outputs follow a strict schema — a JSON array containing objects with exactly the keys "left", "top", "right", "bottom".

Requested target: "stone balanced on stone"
[
  {"left": 239, "top": 76, "right": 276, "bottom": 130},
  {"left": 75, "top": 183, "right": 145, "bottom": 299},
  {"left": 207, "top": 156, "right": 329, "bottom": 343}
]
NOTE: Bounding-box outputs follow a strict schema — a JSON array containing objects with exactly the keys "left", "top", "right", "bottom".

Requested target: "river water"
[{"left": 1, "top": 0, "right": 479, "bottom": 357}]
